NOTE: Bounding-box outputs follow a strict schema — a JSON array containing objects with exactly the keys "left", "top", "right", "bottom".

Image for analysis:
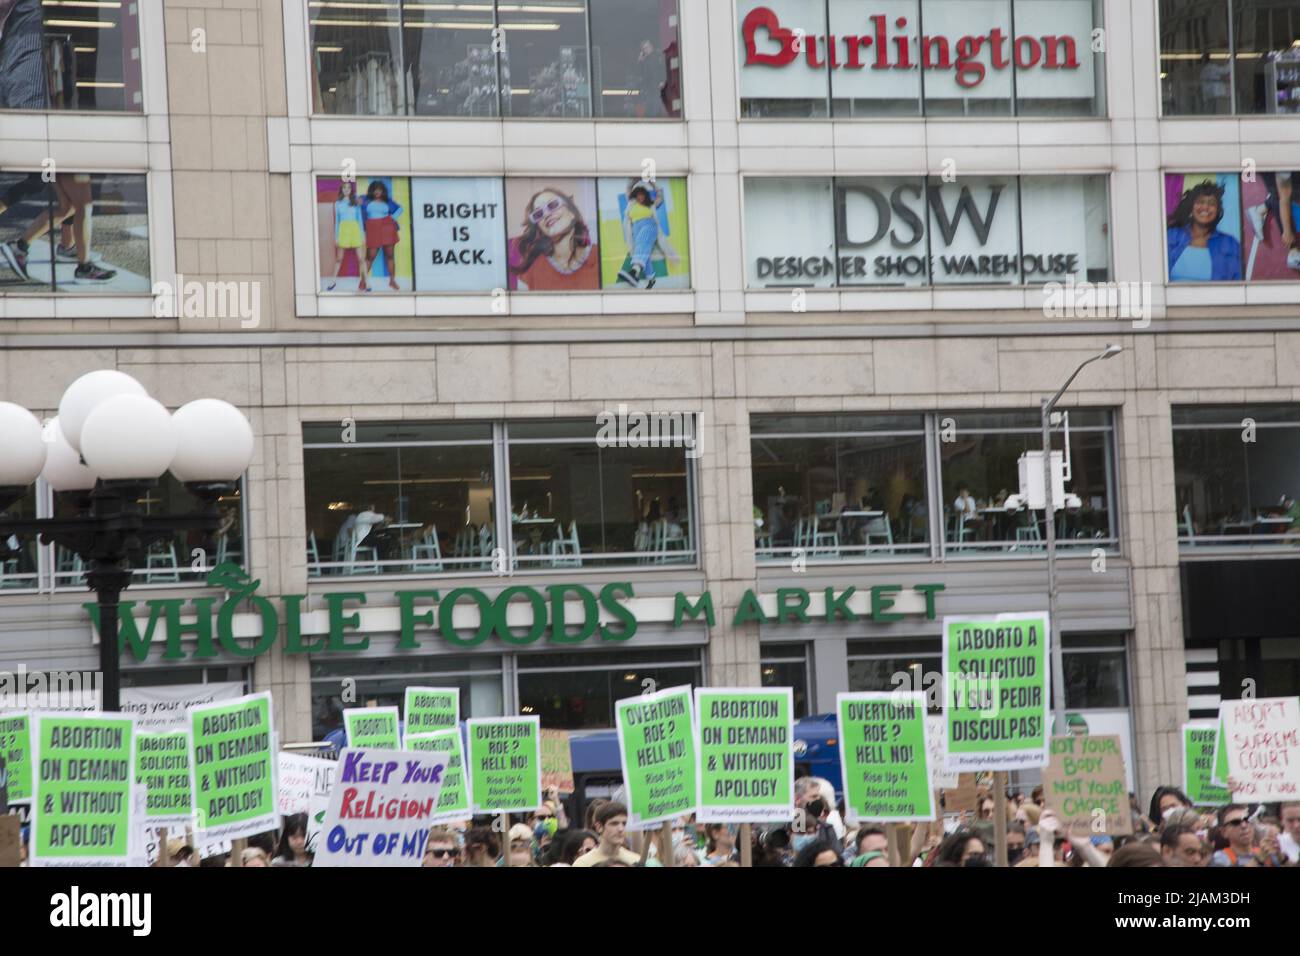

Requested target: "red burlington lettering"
[
  {"left": 742, "top": 6, "right": 797, "bottom": 68},
  {"left": 989, "top": 27, "right": 1010, "bottom": 69},
  {"left": 843, "top": 35, "right": 864, "bottom": 69},
  {"left": 1042, "top": 35, "right": 1080, "bottom": 69},
  {"left": 1015, "top": 35, "right": 1042, "bottom": 69},
  {"left": 869, "top": 14, "right": 889, "bottom": 69}
]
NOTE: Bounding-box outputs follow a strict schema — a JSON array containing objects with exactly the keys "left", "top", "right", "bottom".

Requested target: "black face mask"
[
  {"left": 1006, "top": 846, "right": 1024, "bottom": 862},
  {"left": 806, "top": 799, "right": 827, "bottom": 819}
]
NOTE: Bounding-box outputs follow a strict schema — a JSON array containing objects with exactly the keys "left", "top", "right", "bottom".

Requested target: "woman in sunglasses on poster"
[
  {"left": 510, "top": 189, "right": 599, "bottom": 291},
  {"left": 1167, "top": 181, "right": 1242, "bottom": 282}
]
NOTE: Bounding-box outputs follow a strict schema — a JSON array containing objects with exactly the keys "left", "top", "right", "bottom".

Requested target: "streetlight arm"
[{"left": 1047, "top": 354, "right": 1103, "bottom": 414}]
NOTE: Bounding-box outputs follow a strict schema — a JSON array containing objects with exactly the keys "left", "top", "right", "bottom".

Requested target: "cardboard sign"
[
  {"left": 945, "top": 773, "right": 980, "bottom": 814},
  {"left": 696, "top": 688, "right": 793, "bottom": 822},
  {"left": 403, "top": 687, "right": 459, "bottom": 735},
  {"left": 0, "top": 714, "right": 32, "bottom": 804},
  {"left": 615, "top": 685, "right": 698, "bottom": 829},
  {"left": 0, "top": 814, "right": 20, "bottom": 867},
  {"left": 136, "top": 730, "right": 193, "bottom": 825},
  {"left": 343, "top": 707, "right": 402, "bottom": 750},
  {"left": 31, "top": 712, "right": 137, "bottom": 867},
  {"left": 277, "top": 752, "right": 338, "bottom": 817},
  {"left": 313, "top": 747, "right": 449, "bottom": 868},
  {"left": 540, "top": 729, "right": 575, "bottom": 794},
  {"left": 466, "top": 716, "right": 542, "bottom": 814},
  {"left": 837, "top": 692, "right": 935, "bottom": 823},
  {"left": 1215, "top": 697, "right": 1300, "bottom": 801},
  {"left": 188, "top": 691, "right": 277, "bottom": 840},
  {"left": 1042, "top": 734, "right": 1132, "bottom": 836},
  {"left": 1182, "top": 722, "right": 1231, "bottom": 807},
  {"left": 406, "top": 730, "right": 472, "bottom": 823},
  {"left": 943, "top": 613, "right": 1051, "bottom": 771}
]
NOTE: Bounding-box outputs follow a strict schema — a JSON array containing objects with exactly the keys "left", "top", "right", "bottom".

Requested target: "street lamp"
[
  {"left": 1043, "top": 345, "right": 1122, "bottom": 737},
  {"left": 0, "top": 371, "right": 254, "bottom": 712}
]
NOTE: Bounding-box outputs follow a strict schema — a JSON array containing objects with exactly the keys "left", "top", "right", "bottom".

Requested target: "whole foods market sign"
[{"left": 85, "top": 565, "right": 943, "bottom": 662}]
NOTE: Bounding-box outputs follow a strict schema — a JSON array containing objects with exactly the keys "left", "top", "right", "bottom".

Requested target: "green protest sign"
[
  {"left": 1212, "top": 718, "right": 1230, "bottom": 788},
  {"left": 942, "top": 612, "right": 1050, "bottom": 770},
  {"left": 695, "top": 687, "right": 792, "bottom": 822},
  {"left": 615, "top": 685, "right": 697, "bottom": 828},
  {"left": 407, "top": 730, "right": 472, "bottom": 822},
  {"left": 836, "top": 692, "right": 934, "bottom": 823},
  {"left": 404, "top": 688, "right": 459, "bottom": 735},
  {"left": 0, "top": 713, "right": 32, "bottom": 803},
  {"left": 1182, "top": 722, "right": 1231, "bottom": 807},
  {"left": 466, "top": 716, "right": 541, "bottom": 814},
  {"left": 136, "top": 730, "right": 193, "bottom": 825},
  {"left": 344, "top": 707, "right": 402, "bottom": 749},
  {"left": 189, "top": 691, "right": 277, "bottom": 839},
  {"left": 31, "top": 712, "right": 136, "bottom": 866}
]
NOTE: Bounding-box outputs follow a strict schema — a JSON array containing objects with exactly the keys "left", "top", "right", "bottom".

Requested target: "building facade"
[{"left": 3, "top": 0, "right": 1300, "bottom": 798}]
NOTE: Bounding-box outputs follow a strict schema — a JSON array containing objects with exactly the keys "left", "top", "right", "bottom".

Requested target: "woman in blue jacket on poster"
[{"left": 1167, "top": 182, "right": 1241, "bottom": 281}]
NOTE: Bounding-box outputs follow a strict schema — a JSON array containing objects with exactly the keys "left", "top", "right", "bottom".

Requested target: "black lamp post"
[{"left": 0, "top": 372, "right": 254, "bottom": 713}]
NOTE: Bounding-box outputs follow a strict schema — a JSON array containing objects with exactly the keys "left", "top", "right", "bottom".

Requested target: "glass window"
[
  {"left": 927, "top": 175, "right": 1021, "bottom": 285},
  {"left": 507, "top": 430, "right": 696, "bottom": 569},
  {"left": 761, "top": 643, "right": 810, "bottom": 717},
  {"left": 738, "top": 0, "right": 830, "bottom": 118},
  {"left": 310, "top": 656, "right": 503, "bottom": 739},
  {"left": 828, "top": 0, "right": 922, "bottom": 117},
  {"left": 0, "top": 0, "right": 143, "bottom": 112},
  {"left": 1061, "top": 634, "right": 1129, "bottom": 709},
  {"left": 1019, "top": 175, "right": 1111, "bottom": 283},
  {"left": 404, "top": 3, "right": 500, "bottom": 117},
  {"left": 51, "top": 477, "right": 244, "bottom": 589},
  {"left": 498, "top": 0, "right": 591, "bottom": 118},
  {"left": 750, "top": 414, "right": 930, "bottom": 563},
  {"left": 919, "top": 0, "right": 1013, "bottom": 117},
  {"left": 303, "top": 430, "right": 497, "bottom": 576},
  {"left": 1235, "top": 1, "right": 1300, "bottom": 114},
  {"left": 309, "top": 0, "right": 406, "bottom": 115},
  {"left": 120, "top": 666, "right": 249, "bottom": 688},
  {"left": 589, "top": 0, "right": 682, "bottom": 118},
  {"left": 745, "top": 177, "right": 837, "bottom": 289},
  {"left": 938, "top": 410, "right": 1117, "bottom": 554},
  {"left": 847, "top": 638, "right": 942, "bottom": 713},
  {"left": 0, "top": 487, "right": 38, "bottom": 591},
  {"left": 1173, "top": 405, "right": 1300, "bottom": 549},
  {"left": 0, "top": 172, "right": 150, "bottom": 294},
  {"left": 517, "top": 649, "right": 702, "bottom": 729},
  {"left": 1218, "top": 637, "right": 1300, "bottom": 700},
  {"left": 1012, "top": 0, "right": 1105, "bottom": 117},
  {"left": 834, "top": 177, "right": 931, "bottom": 287}
]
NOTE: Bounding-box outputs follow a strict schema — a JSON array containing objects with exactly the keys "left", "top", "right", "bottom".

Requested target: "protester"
[
  {"left": 1005, "top": 823, "right": 1027, "bottom": 865},
  {"left": 1210, "top": 805, "right": 1261, "bottom": 867},
  {"left": 1161, "top": 824, "right": 1204, "bottom": 867},
  {"left": 241, "top": 847, "right": 270, "bottom": 867},
  {"left": 933, "top": 828, "right": 988, "bottom": 867},
  {"left": 1280, "top": 801, "right": 1300, "bottom": 864},
  {"left": 422, "top": 827, "right": 458, "bottom": 868},
  {"left": 548, "top": 827, "right": 597, "bottom": 867},
  {"left": 792, "top": 839, "right": 843, "bottom": 867},
  {"left": 273, "top": 813, "right": 313, "bottom": 867},
  {"left": 506, "top": 823, "right": 536, "bottom": 867},
  {"left": 571, "top": 801, "right": 640, "bottom": 867},
  {"left": 1147, "top": 785, "right": 1193, "bottom": 829},
  {"left": 461, "top": 826, "right": 499, "bottom": 867},
  {"left": 1109, "top": 843, "right": 1164, "bottom": 867}
]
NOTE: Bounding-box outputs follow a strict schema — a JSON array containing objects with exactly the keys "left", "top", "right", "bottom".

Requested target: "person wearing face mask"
[
  {"left": 1005, "top": 822, "right": 1027, "bottom": 865},
  {"left": 1147, "top": 785, "right": 1193, "bottom": 830}
]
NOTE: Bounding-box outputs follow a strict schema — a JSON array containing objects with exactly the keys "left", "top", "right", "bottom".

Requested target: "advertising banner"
[
  {"left": 410, "top": 177, "right": 507, "bottom": 291},
  {"left": 318, "top": 175, "right": 414, "bottom": 292}
]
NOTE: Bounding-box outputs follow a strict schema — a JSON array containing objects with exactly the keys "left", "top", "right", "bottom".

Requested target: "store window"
[
  {"left": 1160, "top": 1, "right": 1300, "bottom": 116},
  {"left": 938, "top": 410, "right": 1117, "bottom": 555},
  {"left": 1061, "top": 633, "right": 1129, "bottom": 709},
  {"left": 120, "top": 666, "right": 249, "bottom": 689},
  {"left": 517, "top": 649, "right": 703, "bottom": 729},
  {"left": 1217, "top": 636, "right": 1300, "bottom": 700},
  {"left": 1173, "top": 405, "right": 1300, "bottom": 550},
  {"left": 750, "top": 414, "right": 930, "bottom": 563},
  {"left": 310, "top": 0, "right": 682, "bottom": 119},
  {"left": 738, "top": 0, "right": 1104, "bottom": 118},
  {"left": 745, "top": 174, "right": 1111, "bottom": 289},
  {"left": 761, "top": 643, "right": 811, "bottom": 717},
  {"left": 0, "top": 0, "right": 143, "bottom": 112},
  {"left": 0, "top": 172, "right": 151, "bottom": 294},
  {"left": 50, "top": 477, "right": 246, "bottom": 589},
  {"left": 302, "top": 422, "right": 497, "bottom": 577},
  {"left": 316, "top": 174, "right": 691, "bottom": 294},
  {"left": 0, "top": 487, "right": 38, "bottom": 591},
  {"left": 507, "top": 419, "right": 697, "bottom": 570},
  {"left": 310, "top": 655, "right": 503, "bottom": 740},
  {"left": 847, "top": 638, "right": 942, "bottom": 712},
  {"left": 1164, "top": 170, "right": 1300, "bottom": 283}
]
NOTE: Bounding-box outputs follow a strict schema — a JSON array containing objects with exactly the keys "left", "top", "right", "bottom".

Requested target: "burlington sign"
[{"left": 85, "top": 565, "right": 944, "bottom": 662}]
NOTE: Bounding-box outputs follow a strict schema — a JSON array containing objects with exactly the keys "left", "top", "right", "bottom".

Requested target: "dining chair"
[
  {"left": 864, "top": 514, "right": 894, "bottom": 555},
  {"left": 345, "top": 529, "right": 380, "bottom": 575},
  {"left": 307, "top": 532, "right": 322, "bottom": 577},
  {"left": 1181, "top": 505, "right": 1195, "bottom": 545},
  {"left": 411, "top": 526, "right": 444, "bottom": 573},
  {"left": 551, "top": 521, "right": 582, "bottom": 568},
  {"left": 145, "top": 543, "right": 180, "bottom": 583}
]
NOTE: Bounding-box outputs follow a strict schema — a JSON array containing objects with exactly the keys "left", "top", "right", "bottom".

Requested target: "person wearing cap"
[
  {"left": 167, "top": 836, "right": 194, "bottom": 867},
  {"left": 849, "top": 850, "right": 888, "bottom": 867}
]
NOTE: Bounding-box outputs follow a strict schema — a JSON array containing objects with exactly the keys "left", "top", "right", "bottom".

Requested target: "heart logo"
[{"left": 743, "top": 6, "right": 798, "bottom": 68}]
